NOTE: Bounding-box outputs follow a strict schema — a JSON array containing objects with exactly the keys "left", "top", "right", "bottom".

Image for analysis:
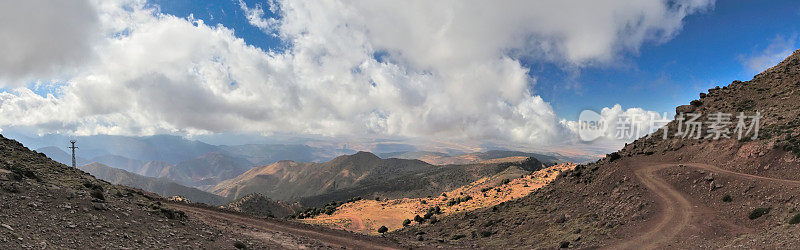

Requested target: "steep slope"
[
  {"left": 211, "top": 151, "right": 433, "bottom": 202},
  {"left": 79, "top": 162, "right": 228, "bottom": 206},
  {"left": 0, "top": 135, "right": 272, "bottom": 248},
  {"left": 88, "top": 154, "right": 144, "bottom": 173},
  {"left": 302, "top": 162, "right": 575, "bottom": 235},
  {"left": 297, "top": 156, "right": 548, "bottom": 207},
  {"left": 224, "top": 193, "right": 302, "bottom": 218},
  {"left": 136, "top": 161, "right": 171, "bottom": 178},
  {"left": 392, "top": 49, "right": 800, "bottom": 248},
  {"left": 35, "top": 146, "right": 88, "bottom": 166}
]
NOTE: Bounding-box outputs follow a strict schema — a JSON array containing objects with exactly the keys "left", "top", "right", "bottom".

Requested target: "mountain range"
[
  {"left": 390, "top": 49, "right": 800, "bottom": 248},
  {"left": 79, "top": 162, "right": 228, "bottom": 205}
]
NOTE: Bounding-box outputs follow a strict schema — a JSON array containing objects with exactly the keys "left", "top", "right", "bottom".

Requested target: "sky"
[{"left": 0, "top": 0, "right": 798, "bottom": 156}]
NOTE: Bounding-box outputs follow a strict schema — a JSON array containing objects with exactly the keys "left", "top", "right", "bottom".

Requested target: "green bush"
[
  {"left": 607, "top": 152, "right": 621, "bottom": 162},
  {"left": 402, "top": 219, "right": 411, "bottom": 226},
  {"left": 749, "top": 207, "right": 771, "bottom": 220},
  {"left": 722, "top": 195, "right": 732, "bottom": 202},
  {"left": 377, "top": 226, "right": 388, "bottom": 234},
  {"left": 414, "top": 214, "right": 424, "bottom": 223},
  {"left": 789, "top": 214, "right": 800, "bottom": 225},
  {"left": 8, "top": 164, "right": 39, "bottom": 181},
  {"left": 90, "top": 189, "right": 105, "bottom": 201},
  {"left": 501, "top": 179, "right": 511, "bottom": 185},
  {"left": 233, "top": 241, "right": 247, "bottom": 249}
]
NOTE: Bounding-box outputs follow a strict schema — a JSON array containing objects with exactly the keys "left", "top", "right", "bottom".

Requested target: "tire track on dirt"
[
  {"left": 170, "top": 203, "right": 401, "bottom": 249},
  {"left": 613, "top": 162, "right": 800, "bottom": 249}
]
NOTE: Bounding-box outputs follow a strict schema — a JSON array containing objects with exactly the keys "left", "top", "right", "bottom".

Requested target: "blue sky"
[
  {"left": 537, "top": 0, "right": 800, "bottom": 120},
  {"left": 1, "top": 0, "right": 799, "bottom": 155},
  {"left": 151, "top": 0, "right": 800, "bottom": 121}
]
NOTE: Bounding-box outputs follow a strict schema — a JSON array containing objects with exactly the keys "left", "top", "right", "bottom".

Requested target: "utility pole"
[{"left": 69, "top": 140, "right": 78, "bottom": 168}]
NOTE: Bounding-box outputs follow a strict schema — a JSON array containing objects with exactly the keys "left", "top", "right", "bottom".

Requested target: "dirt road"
[
  {"left": 614, "top": 162, "right": 800, "bottom": 249},
  {"left": 613, "top": 163, "right": 694, "bottom": 249},
  {"left": 169, "top": 203, "right": 402, "bottom": 249}
]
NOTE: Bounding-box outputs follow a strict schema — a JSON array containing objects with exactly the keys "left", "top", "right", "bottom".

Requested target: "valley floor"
[{"left": 167, "top": 202, "right": 403, "bottom": 249}]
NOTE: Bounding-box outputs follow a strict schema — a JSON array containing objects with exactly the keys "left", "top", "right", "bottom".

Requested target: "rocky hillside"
[
  {"left": 79, "top": 162, "right": 228, "bottom": 206},
  {"left": 392, "top": 50, "right": 800, "bottom": 249},
  {"left": 298, "top": 156, "right": 548, "bottom": 208},
  {"left": 0, "top": 134, "right": 271, "bottom": 248},
  {"left": 381, "top": 150, "right": 561, "bottom": 165},
  {"left": 302, "top": 161, "right": 575, "bottom": 235},
  {"left": 224, "top": 193, "right": 302, "bottom": 218},
  {"left": 210, "top": 151, "right": 433, "bottom": 201}
]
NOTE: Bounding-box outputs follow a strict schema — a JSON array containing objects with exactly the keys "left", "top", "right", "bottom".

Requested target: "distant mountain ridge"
[
  {"left": 79, "top": 162, "right": 228, "bottom": 205},
  {"left": 379, "top": 150, "right": 563, "bottom": 165},
  {"left": 211, "top": 151, "right": 433, "bottom": 202}
]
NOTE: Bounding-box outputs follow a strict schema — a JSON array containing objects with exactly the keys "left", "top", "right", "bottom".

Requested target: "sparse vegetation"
[
  {"left": 790, "top": 214, "right": 800, "bottom": 225},
  {"left": 722, "top": 194, "right": 732, "bottom": 202},
  {"left": 402, "top": 219, "right": 411, "bottom": 226},
  {"left": 501, "top": 178, "right": 511, "bottom": 185},
  {"left": 607, "top": 152, "right": 621, "bottom": 162},
  {"left": 748, "top": 207, "right": 771, "bottom": 220},
  {"left": 734, "top": 99, "right": 755, "bottom": 111},
  {"left": 158, "top": 207, "right": 187, "bottom": 220},
  {"left": 414, "top": 214, "right": 424, "bottom": 223},
  {"left": 233, "top": 241, "right": 247, "bottom": 249},
  {"left": 90, "top": 189, "right": 105, "bottom": 201},
  {"left": 7, "top": 164, "right": 39, "bottom": 181},
  {"left": 291, "top": 197, "right": 364, "bottom": 219},
  {"left": 447, "top": 195, "right": 472, "bottom": 206},
  {"left": 377, "top": 225, "right": 388, "bottom": 234}
]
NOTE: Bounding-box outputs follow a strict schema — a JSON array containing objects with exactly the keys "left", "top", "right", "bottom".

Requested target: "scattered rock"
[
  {"left": 93, "top": 203, "right": 108, "bottom": 210},
  {"left": 710, "top": 181, "right": 724, "bottom": 191},
  {"left": 1, "top": 224, "right": 12, "bottom": 231}
]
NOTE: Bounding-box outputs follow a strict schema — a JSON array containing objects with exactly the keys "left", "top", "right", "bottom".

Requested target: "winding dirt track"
[
  {"left": 613, "top": 162, "right": 800, "bottom": 249},
  {"left": 169, "top": 203, "right": 401, "bottom": 249}
]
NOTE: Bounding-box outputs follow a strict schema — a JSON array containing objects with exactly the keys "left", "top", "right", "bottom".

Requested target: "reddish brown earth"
[
  {"left": 169, "top": 202, "right": 403, "bottom": 249},
  {"left": 390, "top": 50, "right": 800, "bottom": 249},
  {"left": 301, "top": 162, "right": 575, "bottom": 235}
]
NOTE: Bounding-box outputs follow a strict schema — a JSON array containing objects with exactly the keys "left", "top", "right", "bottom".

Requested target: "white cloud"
[
  {"left": 739, "top": 34, "right": 799, "bottom": 74},
  {"left": 237, "top": 0, "right": 280, "bottom": 34},
  {"left": 0, "top": 0, "right": 100, "bottom": 85},
  {"left": 563, "top": 104, "right": 671, "bottom": 141},
  {"left": 0, "top": 0, "right": 711, "bottom": 151}
]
